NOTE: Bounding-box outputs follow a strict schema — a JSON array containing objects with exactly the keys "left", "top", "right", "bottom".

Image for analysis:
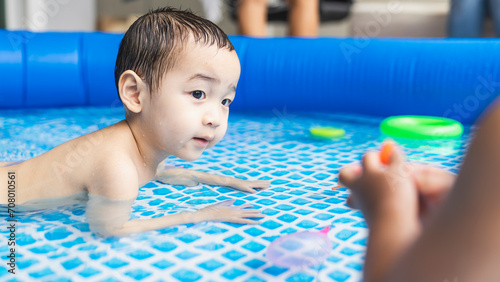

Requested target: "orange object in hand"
[{"left": 380, "top": 141, "right": 395, "bottom": 165}]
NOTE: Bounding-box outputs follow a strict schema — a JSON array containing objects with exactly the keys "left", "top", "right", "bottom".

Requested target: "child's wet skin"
[{"left": 0, "top": 8, "right": 270, "bottom": 236}]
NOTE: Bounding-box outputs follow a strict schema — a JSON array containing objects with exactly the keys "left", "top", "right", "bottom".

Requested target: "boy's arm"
[
  {"left": 154, "top": 167, "right": 270, "bottom": 193},
  {"left": 87, "top": 195, "right": 261, "bottom": 236},
  {"left": 87, "top": 158, "right": 263, "bottom": 237}
]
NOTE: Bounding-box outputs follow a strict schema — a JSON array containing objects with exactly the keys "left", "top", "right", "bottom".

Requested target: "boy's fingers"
[
  {"left": 240, "top": 212, "right": 264, "bottom": 218},
  {"left": 240, "top": 187, "right": 256, "bottom": 193},
  {"left": 253, "top": 186, "right": 267, "bottom": 190},
  {"left": 239, "top": 208, "right": 261, "bottom": 214},
  {"left": 338, "top": 164, "right": 362, "bottom": 187},
  {"left": 254, "top": 180, "right": 270, "bottom": 188},
  {"left": 217, "top": 199, "right": 235, "bottom": 206},
  {"left": 230, "top": 218, "right": 261, "bottom": 224}
]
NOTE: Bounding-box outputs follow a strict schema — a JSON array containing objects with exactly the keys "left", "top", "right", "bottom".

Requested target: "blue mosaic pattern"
[{"left": 0, "top": 107, "right": 469, "bottom": 281}]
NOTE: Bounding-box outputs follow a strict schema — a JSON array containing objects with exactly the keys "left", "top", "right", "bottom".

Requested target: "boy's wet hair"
[{"left": 114, "top": 7, "right": 235, "bottom": 95}]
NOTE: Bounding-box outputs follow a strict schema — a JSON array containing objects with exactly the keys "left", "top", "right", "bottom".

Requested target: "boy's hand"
[
  {"left": 224, "top": 178, "right": 270, "bottom": 193},
  {"left": 155, "top": 169, "right": 200, "bottom": 186},
  {"left": 338, "top": 146, "right": 419, "bottom": 226},
  {"left": 193, "top": 199, "right": 263, "bottom": 224},
  {"left": 155, "top": 167, "right": 270, "bottom": 193}
]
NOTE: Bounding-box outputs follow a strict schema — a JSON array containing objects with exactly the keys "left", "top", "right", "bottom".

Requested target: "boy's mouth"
[{"left": 193, "top": 137, "right": 211, "bottom": 147}]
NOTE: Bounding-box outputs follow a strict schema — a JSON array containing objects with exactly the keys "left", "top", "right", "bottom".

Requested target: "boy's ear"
[{"left": 118, "top": 70, "right": 148, "bottom": 113}]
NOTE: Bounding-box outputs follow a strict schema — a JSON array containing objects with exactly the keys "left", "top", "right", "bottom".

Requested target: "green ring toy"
[
  {"left": 380, "top": 115, "right": 463, "bottom": 139},
  {"left": 309, "top": 126, "right": 345, "bottom": 140}
]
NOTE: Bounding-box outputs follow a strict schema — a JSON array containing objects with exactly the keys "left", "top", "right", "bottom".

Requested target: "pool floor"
[{"left": 0, "top": 107, "right": 468, "bottom": 282}]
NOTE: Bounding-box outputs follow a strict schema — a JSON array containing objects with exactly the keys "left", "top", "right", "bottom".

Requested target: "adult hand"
[{"left": 338, "top": 145, "right": 419, "bottom": 227}]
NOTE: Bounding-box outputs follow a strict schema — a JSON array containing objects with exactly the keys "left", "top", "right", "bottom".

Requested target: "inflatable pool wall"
[{"left": 1, "top": 30, "right": 500, "bottom": 124}]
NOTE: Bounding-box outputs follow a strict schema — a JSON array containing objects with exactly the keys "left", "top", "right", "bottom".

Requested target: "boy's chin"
[{"left": 175, "top": 153, "right": 202, "bottom": 162}]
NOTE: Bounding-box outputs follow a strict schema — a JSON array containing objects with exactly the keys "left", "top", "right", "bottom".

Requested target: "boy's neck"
[{"left": 122, "top": 119, "right": 168, "bottom": 180}]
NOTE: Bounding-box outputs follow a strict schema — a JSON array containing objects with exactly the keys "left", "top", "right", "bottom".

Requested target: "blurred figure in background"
[
  {"left": 237, "top": 0, "right": 320, "bottom": 36},
  {"left": 448, "top": 0, "right": 500, "bottom": 37}
]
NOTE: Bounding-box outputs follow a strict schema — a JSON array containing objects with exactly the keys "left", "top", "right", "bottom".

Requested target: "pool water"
[{"left": 0, "top": 107, "right": 468, "bottom": 282}]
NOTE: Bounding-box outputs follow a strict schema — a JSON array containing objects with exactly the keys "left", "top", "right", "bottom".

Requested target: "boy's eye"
[
  {"left": 191, "top": 90, "right": 206, "bottom": 100},
  {"left": 221, "top": 99, "right": 232, "bottom": 106}
]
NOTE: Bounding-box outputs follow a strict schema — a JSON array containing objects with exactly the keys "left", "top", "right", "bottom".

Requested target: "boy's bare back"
[{"left": 0, "top": 121, "right": 142, "bottom": 206}]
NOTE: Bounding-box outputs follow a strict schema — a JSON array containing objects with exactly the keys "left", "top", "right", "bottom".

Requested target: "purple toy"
[{"left": 266, "top": 227, "right": 333, "bottom": 269}]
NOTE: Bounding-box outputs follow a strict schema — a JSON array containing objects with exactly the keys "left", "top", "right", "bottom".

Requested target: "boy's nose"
[{"left": 202, "top": 110, "right": 221, "bottom": 127}]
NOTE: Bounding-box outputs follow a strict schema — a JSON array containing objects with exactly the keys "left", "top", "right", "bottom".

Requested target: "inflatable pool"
[{"left": 1, "top": 30, "right": 496, "bottom": 281}]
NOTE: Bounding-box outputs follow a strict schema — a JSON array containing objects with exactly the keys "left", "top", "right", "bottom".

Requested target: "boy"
[
  {"left": 0, "top": 8, "right": 269, "bottom": 236},
  {"left": 339, "top": 100, "right": 500, "bottom": 281}
]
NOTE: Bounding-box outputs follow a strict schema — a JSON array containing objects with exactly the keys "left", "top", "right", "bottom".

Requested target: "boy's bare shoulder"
[
  {"left": 87, "top": 148, "right": 139, "bottom": 200},
  {"left": 84, "top": 121, "right": 142, "bottom": 200}
]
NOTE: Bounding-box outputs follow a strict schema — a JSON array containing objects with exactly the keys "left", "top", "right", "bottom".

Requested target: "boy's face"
[{"left": 143, "top": 40, "right": 241, "bottom": 161}]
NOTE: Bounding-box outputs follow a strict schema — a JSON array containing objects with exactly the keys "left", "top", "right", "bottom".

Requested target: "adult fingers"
[
  {"left": 338, "top": 164, "right": 362, "bottom": 187},
  {"left": 412, "top": 165, "right": 455, "bottom": 214},
  {"left": 362, "top": 151, "right": 381, "bottom": 171},
  {"left": 346, "top": 195, "right": 357, "bottom": 209},
  {"left": 388, "top": 145, "right": 406, "bottom": 170},
  {"left": 413, "top": 164, "right": 456, "bottom": 195}
]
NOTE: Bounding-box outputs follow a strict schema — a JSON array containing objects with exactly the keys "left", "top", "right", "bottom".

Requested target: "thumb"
[
  {"left": 388, "top": 144, "right": 406, "bottom": 170},
  {"left": 338, "top": 164, "right": 362, "bottom": 188}
]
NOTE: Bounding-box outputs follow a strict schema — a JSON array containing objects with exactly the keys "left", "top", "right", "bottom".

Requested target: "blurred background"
[{"left": 0, "top": 0, "right": 496, "bottom": 37}]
